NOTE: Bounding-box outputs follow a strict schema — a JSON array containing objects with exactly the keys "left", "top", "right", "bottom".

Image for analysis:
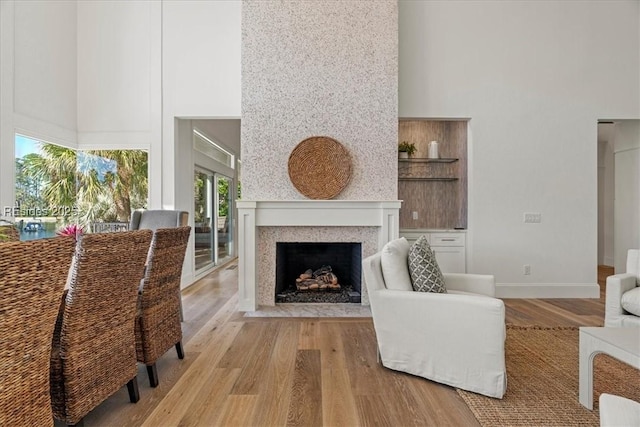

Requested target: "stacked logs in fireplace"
[{"left": 295, "top": 265, "right": 341, "bottom": 291}]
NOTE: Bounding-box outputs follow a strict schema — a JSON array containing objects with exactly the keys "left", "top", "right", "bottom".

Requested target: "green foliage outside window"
[{"left": 15, "top": 142, "right": 148, "bottom": 229}]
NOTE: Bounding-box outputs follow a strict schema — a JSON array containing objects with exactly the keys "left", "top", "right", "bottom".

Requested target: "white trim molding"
[{"left": 237, "top": 200, "right": 401, "bottom": 311}]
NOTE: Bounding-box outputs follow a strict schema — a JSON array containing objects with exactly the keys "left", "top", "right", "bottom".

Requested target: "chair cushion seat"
[{"left": 621, "top": 286, "right": 640, "bottom": 316}]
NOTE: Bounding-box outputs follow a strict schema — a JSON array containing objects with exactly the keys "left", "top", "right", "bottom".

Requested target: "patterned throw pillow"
[{"left": 408, "top": 235, "right": 447, "bottom": 293}]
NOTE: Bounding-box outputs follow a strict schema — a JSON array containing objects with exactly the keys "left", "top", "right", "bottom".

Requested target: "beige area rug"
[{"left": 457, "top": 325, "right": 640, "bottom": 426}]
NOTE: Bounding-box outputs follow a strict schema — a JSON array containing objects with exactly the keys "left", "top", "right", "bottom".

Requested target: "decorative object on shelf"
[
  {"left": 428, "top": 140, "right": 439, "bottom": 159},
  {"left": 288, "top": 136, "right": 352, "bottom": 200},
  {"left": 398, "top": 141, "right": 417, "bottom": 159}
]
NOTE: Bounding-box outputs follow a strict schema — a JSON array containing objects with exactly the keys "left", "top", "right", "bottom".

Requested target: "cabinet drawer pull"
[{"left": 440, "top": 238, "right": 456, "bottom": 241}]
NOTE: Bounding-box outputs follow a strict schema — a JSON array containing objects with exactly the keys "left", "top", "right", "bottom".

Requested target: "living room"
[{"left": 1, "top": 0, "right": 639, "bottom": 425}]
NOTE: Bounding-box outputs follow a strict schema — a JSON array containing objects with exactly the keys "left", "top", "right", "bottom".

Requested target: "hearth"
[{"left": 275, "top": 242, "right": 362, "bottom": 303}]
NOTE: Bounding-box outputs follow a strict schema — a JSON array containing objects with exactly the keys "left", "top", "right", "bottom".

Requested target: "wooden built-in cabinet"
[{"left": 398, "top": 119, "right": 468, "bottom": 230}]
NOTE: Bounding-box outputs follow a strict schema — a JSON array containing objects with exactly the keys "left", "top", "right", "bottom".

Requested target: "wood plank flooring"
[{"left": 71, "top": 263, "right": 611, "bottom": 427}]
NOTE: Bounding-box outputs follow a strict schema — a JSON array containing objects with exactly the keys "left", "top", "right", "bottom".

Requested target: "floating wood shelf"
[
  {"left": 398, "top": 177, "right": 458, "bottom": 182},
  {"left": 398, "top": 158, "right": 459, "bottom": 163}
]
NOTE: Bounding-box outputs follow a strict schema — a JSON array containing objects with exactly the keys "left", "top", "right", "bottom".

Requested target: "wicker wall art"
[{"left": 287, "top": 136, "right": 352, "bottom": 199}]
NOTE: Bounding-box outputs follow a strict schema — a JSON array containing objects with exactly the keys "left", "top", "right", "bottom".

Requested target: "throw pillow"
[
  {"left": 621, "top": 287, "right": 640, "bottom": 317},
  {"left": 380, "top": 237, "right": 413, "bottom": 291},
  {"left": 408, "top": 235, "right": 447, "bottom": 293}
]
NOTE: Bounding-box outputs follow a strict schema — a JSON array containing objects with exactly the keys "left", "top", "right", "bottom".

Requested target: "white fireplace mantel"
[{"left": 237, "top": 200, "right": 402, "bottom": 311}]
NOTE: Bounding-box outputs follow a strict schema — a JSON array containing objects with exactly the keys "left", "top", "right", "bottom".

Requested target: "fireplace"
[
  {"left": 236, "top": 200, "right": 401, "bottom": 311},
  {"left": 275, "top": 242, "right": 362, "bottom": 303}
]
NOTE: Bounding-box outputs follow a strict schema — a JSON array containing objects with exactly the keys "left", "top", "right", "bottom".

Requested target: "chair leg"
[
  {"left": 127, "top": 377, "right": 140, "bottom": 403},
  {"left": 175, "top": 341, "right": 185, "bottom": 359},
  {"left": 147, "top": 364, "right": 159, "bottom": 388}
]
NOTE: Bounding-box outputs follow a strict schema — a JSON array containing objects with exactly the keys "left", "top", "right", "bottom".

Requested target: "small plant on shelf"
[{"left": 398, "top": 141, "right": 417, "bottom": 158}]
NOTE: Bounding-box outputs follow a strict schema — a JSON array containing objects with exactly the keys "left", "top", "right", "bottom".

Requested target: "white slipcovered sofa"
[
  {"left": 362, "top": 246, "right": 507, "bottom": 399},
  {"left": 605, "top": 249, "right": 640, "bottom": 327}
]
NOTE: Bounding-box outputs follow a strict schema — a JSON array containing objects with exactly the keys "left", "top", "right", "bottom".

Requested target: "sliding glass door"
[
  {"left": 194, "top": 169, "right": 234, "bottom": 272},
  {"left": 215, "top": 174, "right": 233, "bottom": 266},
  {"left": 194, "top": 170, "right": 214, "bottom": 271}
]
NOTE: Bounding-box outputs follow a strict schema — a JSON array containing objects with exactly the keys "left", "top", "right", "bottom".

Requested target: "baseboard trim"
[{"left": 496, "top": 283, "right": 600, "bottom": 299}]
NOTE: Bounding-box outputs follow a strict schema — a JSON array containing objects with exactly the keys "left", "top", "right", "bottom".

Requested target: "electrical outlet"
[
  {"left": 523, "top": 264, "right": 531, "bottom": 275},
  {"left": 412, "top": 211, "right": 418, "bottom": 220},
  {"left": 524, "top": 212, "right": 542, "bottom": 223}
]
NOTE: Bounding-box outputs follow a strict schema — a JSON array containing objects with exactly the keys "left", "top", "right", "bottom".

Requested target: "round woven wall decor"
[{"left": 288, "top": 136, "right": 352, "bottom": 199}]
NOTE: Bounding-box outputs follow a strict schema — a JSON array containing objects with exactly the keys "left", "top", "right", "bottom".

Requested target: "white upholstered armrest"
[
  {"left": 444, "top": 273, "right": 496, "bottom": 297},
  {"left": 605, "top": 273, "right": 638, "bottom": 327},
  {"left": 371, "top": 288, "right": 504, "bottom": 328}
]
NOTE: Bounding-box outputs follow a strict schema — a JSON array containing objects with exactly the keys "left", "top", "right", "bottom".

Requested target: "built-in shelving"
[{"left": 398, "top": 119, "right": 468, "bottom": 229}]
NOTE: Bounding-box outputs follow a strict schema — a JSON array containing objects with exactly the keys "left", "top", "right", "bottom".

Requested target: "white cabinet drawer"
[{"left": 430, "top": 233, "right": 465, "bottom": 247}]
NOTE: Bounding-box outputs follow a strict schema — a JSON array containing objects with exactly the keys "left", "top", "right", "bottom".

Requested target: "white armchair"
[
  {"left": 605, "top": 249, "right": 640, "bottom": 327},
  {"left": 362, "top": 251, "right": 507, "bottom": 399}
]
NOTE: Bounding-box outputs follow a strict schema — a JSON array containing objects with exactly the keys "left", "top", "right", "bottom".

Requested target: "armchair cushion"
[
  {"left": 380, "top": 237, "right": 412, "bottom": 291},
  {"left": 621, "top": 287, "right": 640, "bottom": 316},
  {"left": 408, "top": 235, "right": 446, "bottom": 293}
]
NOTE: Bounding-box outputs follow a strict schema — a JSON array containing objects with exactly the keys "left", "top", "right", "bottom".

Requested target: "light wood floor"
[{"left": 73, "top": 263, "right": 612, "bottom": 427}]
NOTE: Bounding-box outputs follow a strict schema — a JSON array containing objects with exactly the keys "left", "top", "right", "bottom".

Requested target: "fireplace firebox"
[{"left": 275, "top": 242, "right": 362, "bottom": 303}]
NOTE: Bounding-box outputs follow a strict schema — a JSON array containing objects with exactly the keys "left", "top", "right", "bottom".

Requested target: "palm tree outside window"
[{"left": 12, "top": 134, "right": 148, "bottom": 240}]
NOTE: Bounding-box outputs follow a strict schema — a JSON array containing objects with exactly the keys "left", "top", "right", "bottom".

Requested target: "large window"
[{"left": 13, "top": 134, "right": 148, "bottom": 240}]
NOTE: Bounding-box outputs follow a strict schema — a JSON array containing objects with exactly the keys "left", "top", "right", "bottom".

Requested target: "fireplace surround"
[{"left": 237, "top": 200, "right": 401, "bottom": 311}]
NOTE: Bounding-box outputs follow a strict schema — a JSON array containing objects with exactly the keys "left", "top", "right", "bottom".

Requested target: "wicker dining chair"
[
  {"left": 50, "top": 230, "right": 152, "bottom": 426},
  {"left": 0, "top": 236, "right": 75, "bottom": 426},
  {"left": 135, "top": 226, "right": 191, "bottom": 387}
]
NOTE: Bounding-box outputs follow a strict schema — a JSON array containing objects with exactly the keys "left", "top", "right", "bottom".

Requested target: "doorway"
[{"left": 597, "top": 120, "right": 640, "bottom": 274}]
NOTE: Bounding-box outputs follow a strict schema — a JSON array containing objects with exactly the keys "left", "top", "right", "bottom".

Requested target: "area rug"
[{"left": 457, "top": 325, "right": 640, "bottom": 426}]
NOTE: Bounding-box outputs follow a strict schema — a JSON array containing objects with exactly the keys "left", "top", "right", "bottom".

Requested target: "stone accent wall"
[{"left": 241, "top": 0, "right": 398, "bottom": 201}]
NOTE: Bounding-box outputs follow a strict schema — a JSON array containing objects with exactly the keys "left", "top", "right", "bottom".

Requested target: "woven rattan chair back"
[
  {"left": 0, "top": 236, "right": 75, "bottom": 426},
  {"left": 0, "top": 225, "right": 20, "bottom": 242},
  {"left": 50, "top": 230, "right": 152, "bottom": 425},
  {"left": 135, "top": 226, "right": 191, "bottom": 387}
]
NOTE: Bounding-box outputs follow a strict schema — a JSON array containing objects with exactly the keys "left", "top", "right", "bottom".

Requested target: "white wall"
[
  {"left": 399, "top": 0, "right": 640, "bottom": 297},
  {"left": 1, "top": 0, "right": 78, "bottom": 212},
  {"left": 162, "top": 1, "right": 241, "bottom": 286},
  {"left": 598, "top": 123, "right": 615, "bottom": 266},
  {"left": 76, "top": 0, "right": 162, "bottom": 205},
  {"left": 614, "top": 120, "right": 640, "bottom": 272}
]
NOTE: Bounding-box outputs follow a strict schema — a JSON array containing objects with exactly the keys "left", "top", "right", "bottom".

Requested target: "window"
[
  {"left": 13, "top": 134, "right": 148, "bottom": 240},
  {"left": 193, "top": 129, "right": 235, "bottom": 169}
]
